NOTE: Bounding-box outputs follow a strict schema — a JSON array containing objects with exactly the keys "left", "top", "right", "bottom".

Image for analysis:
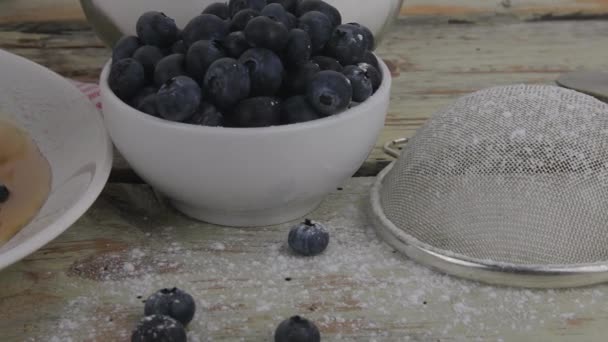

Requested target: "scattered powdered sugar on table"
[{"left": 38, "top": 193, "right": 608, "bottom": 341}]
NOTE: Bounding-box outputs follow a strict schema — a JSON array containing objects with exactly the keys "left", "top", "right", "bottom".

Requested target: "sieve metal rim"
[{"left": 370, "top": 140, "right": 608, "bottom": 289}]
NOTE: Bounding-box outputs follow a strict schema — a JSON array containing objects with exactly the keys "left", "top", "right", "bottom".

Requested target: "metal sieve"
[{"left": 370, "top": 84, "right": 608, "bottom": 288}]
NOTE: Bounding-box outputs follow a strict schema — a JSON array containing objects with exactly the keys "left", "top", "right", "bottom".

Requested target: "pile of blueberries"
[
  {"left": 132, "top": 219, "right": 328, "bottom": 341},
  {"left": 109, "top": 0, "right": 381, "bottom": 128}
]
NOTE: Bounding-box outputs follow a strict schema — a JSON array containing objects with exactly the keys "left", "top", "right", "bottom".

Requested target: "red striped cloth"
[{"left": 69, "top": 80, "right": 102, "bottom": 110}]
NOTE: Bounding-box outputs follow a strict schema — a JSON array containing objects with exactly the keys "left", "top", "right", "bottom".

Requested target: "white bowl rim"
[
  {"left": 100, "top": 53, "right": 392, "bottom": 134},
  {"left": 0, "top": 50, "right": 113, "bottom": 271}
]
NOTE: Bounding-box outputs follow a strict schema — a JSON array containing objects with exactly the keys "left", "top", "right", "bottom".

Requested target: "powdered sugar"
[{"left": 34, "top": 181, "right": 608, "bottom": 340}]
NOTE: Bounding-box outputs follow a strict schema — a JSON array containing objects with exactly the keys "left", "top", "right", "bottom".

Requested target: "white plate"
[{"left": 0, "top": 50, "right": 112, "bottom": 271}]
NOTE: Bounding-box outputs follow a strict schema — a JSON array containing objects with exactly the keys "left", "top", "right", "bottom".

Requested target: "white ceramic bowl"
[
  {"left": 80, "top": 0, "right": 404, "bottom": 47},
  {"left": 0, "top": 50, "right": 113, "bottom": 271},
  {"left": 100, "top": 57, "right": 391, "bottom": 227}
]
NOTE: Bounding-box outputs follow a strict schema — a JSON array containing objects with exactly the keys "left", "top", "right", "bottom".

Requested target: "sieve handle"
[{"left": 383, "top": 138, "right": 409, "bottom": 158}]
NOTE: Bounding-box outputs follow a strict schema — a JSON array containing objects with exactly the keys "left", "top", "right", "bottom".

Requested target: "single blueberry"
[
  {"left": 297, "top": 0, "right": 341, "bottom": 27},
  {"left": 132, "top": 45, "right": 164, "bottom": 78},
  {"left": 286, "top": 12, "right": 297, "bottom": 29},
  {"left": 222, "top": 31, "right": 251, "bottom": 57},
  {"left": 186, "top": 40, "right": 226, "bottom": 83},
  {"left": 281, "top": 95, "right": 320, "bottom": 124},
  {"left": 136, "top": 11, "right": 179, "bottom": 48},
  {"left": 144, "top": 288, "right": 196, "bottom": 326},
  {"left": 182, "top": 14, "right": 229, "bottom": 46},
  {"left": 203, "top": 2, "right": 231, "bottom": 19},
  {"left": 129, "top": 86, "right": 158, "bottom": 108},
  {"left": 112, "top": 35, "right": 141, "bottom": 63},
  {"left": 297, "top": 11, "right": 332, "bottom": 53},
  {"left": 284, "top": 28, "right": 311, "bottom": 66},
  {"left": 311, "top": 55, "right": 342, "bottom": 72},
  {"left": 204, "top": 57, "right": 251, "bottom": 110},
  {"left": 274, "top": 315, "right": 321, "bottom": 342},
  {"left": 306, "top": 70, "right": 352, "bottom": 116},
  {"left": 288, "top": 218, "right": 330, "bottom": 256},
  {"left": 186, "top": 102, "right": 224, "bottom": 126},
  {"left": 345, "top": 22, "right": 375, "bottom": 51},
  {"left": 342, "top": 65, "right": 372, "bottom": 102},
  {"left": 261, "top": 3, "right": 291, "bottom": 28},
  {"left": 268, "top": 0, "right": 297, "bottom": 13},
  {"left": 156, "top": 76, "right": 202, "bottom": 122},
  {"left": 361, "top": 50, "right": 380, "bottom": 70},
  {"left": 283, "top": 61, "right": 320, "bottom": 94},
  {"left": 108, "top": 58, "right": 146, "bottom": 101},
  {"left": 357, "top": 62, "right": 382, "bottom": 91},
  {"left": 239, "top": 48, "right": 283, "bottom": 96},
  {"left": 229, "top": 0, "right": 267, "bottom": 16},
  {"left": 0, "top": 184, "right": 10, "bottom": 203},
  {"left": 154, "top": 54, "right": 187, "bottom": 87},
  {"left": 230, "top": 97, "right": 281, "bottom": 127},
  {"left": 171, "top": 40, "right": 187, "bottom": 54},
  {"left": 245, "top": 16, "right": 289, "bottom": 52},
  {"left": 230, "top": 9, "right": 260, "bottom": 32},
  {"left": 131, "top": 315, "right": 187, "bottom": 342},
  {"left": 137, "top": 94, "right": 160, "bottom": 116},
  {"left": 325, "top": 24, "right": 367, "bottom": 65}
]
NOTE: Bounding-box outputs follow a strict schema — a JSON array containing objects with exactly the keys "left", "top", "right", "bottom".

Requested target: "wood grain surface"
[
  {"left": 2, "top": 1, "right": 608, "bottom": 178},
  {"left": 2, "top": 178, "right": 608, "bottom": 341}
]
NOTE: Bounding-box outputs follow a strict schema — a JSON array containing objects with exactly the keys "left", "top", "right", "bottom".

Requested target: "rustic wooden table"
[{"left": 2, "top": 1, "right": 608, "bottom": 341}]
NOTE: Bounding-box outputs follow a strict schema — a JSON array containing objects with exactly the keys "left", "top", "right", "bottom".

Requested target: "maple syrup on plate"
[{"left": 0, "top": 119, "right": 51, "bottom": 244}]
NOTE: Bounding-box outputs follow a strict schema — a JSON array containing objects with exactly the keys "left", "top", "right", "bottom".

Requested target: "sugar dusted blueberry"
[
  {"left": 274, "top": 315, "right": 321, "bottom": 342},
  {"left": 288, "top": 218, "right": 330, "bottom": 256},
  {"left": 136, "top": 11, "right": 179, "bottom": 48},
  {"left": 244, "top": 16, "right": 289, "bottom": 52},
  {"left": 325, "top": 24, "right": 367, "bottom": 65},
  {"left": 239, "top": 48, "right": 284, "bottom": 96},
  {"left": 131, "top": 315, "right": 186, "bottom": 342},
  {"left": 297, "top": 11, "right": 332, "bottom": 53},
  {"left": 230, "top": 96, "right": 281, "bottom": 127},
  {"left": 108, "top": 58, "right": 146, "bottom": 101},
  {"left": 182, "top": 14, "right": 229, "bottom": 46},
  {"left": 361, "top": 50, "right": 380, "bottom": 70},
  {"left": 306, "top": 70, "right": 352, "bottom": 116},
  {"left": 204, "top": 57, "right": 251, "bottom": 110},
  {"left": 345, "top": 22, "right": 375, "bottom": 51},
  {"left": 343, "top": 65, "right": 373, "bottom": 102},
  {"left": 112, "top": 35, "right": 141, "bottom": 63},
  {"left": 156, "top": 76, "right": 202, "bottom": 122},
  {"left": 203, "top": 2, "right": 231, "bottom": 19},
  {"left": 357, "top": 62, "right": 382, "bottom": 91},
  {"left": 144, "top": 287, "right": 196, "bottom": 326}
]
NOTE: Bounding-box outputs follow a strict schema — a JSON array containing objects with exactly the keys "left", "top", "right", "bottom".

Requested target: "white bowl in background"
[
  {"left": 100, "top": 56, "right": 391, "bottom": 227},
  {"left": 80, "top": 0, "right": 404, "bottom": 47},
  {"left": 0, "top": 50, "right": 113, "bottom": 271}
]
